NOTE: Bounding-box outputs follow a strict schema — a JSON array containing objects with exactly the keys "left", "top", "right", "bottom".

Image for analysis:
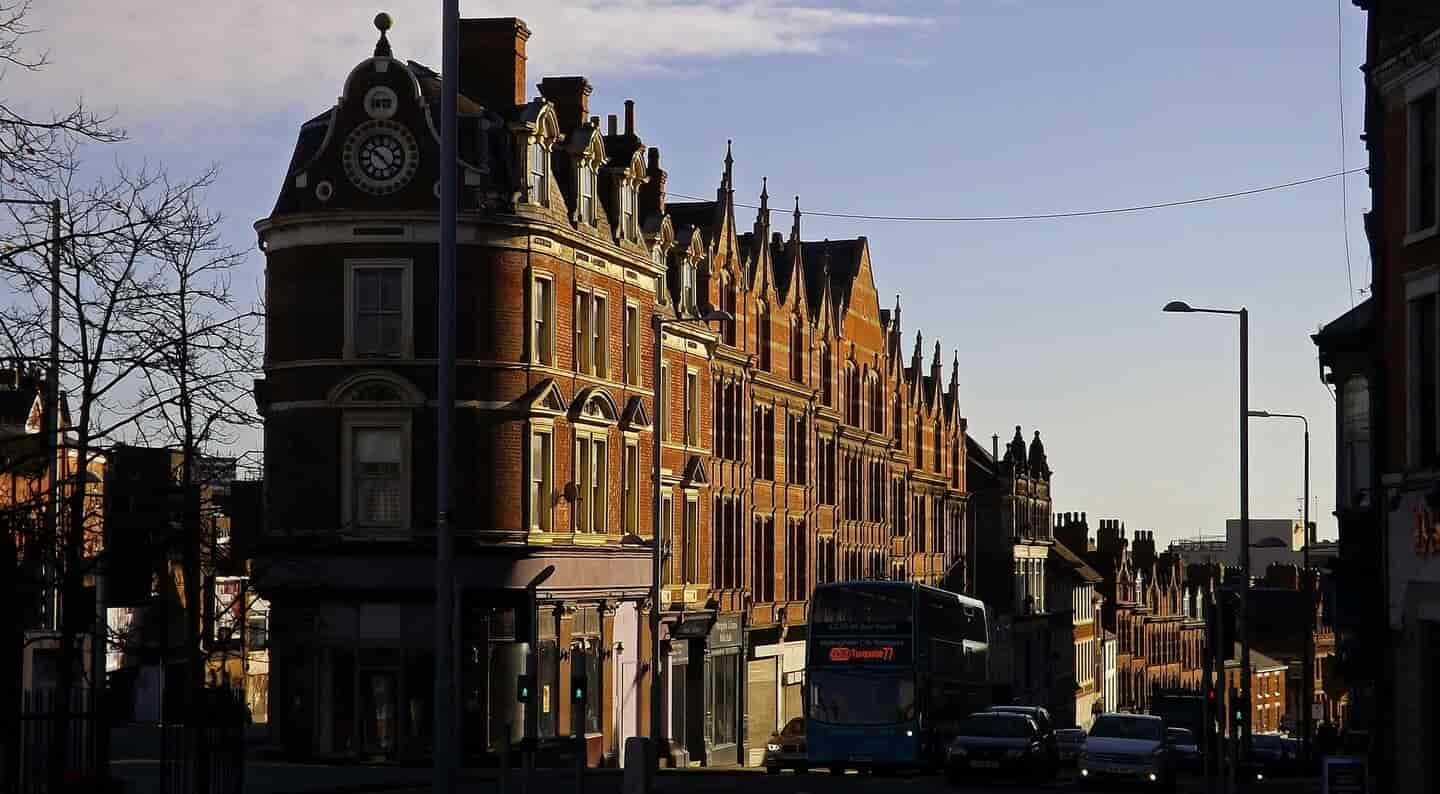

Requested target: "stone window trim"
[
  {"left": 528, "top": 270, "right": 557, "bottom": 366},
  {"left": 525, "top": 419, "right": 556, "bottom": 533},
  {"left": 1406, "top": 72, "right": 1440, "bottom": 243},
  {"left": 573, "top": 428, "right": 611, "bottom": 533},
  {"left": 339, "top": 409, "right": 413, "bottom": 535},
  {"left": 342, "top": 258, "right": 414, "bottom": 360},
  {"left": 684, "top": 366, "right": 700, "bottom": 447},
  {"left": 1406, "top": 267, "right": 1440, "bottom": 469}
]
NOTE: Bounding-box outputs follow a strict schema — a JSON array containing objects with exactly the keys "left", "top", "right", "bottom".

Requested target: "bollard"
[
  {"left": 499, "top": 723, "right": 511, "bottom": 794},
  {"left": 574, "top": 735, "right": 586, "bottom": 794},
  {"left": 622, "top": 737, "right": 653, "bottom": 794}
]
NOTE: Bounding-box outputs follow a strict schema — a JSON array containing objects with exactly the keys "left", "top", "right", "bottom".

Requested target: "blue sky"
[{"left": 11, "top": 0, "right": 1367, "bottom": 545}]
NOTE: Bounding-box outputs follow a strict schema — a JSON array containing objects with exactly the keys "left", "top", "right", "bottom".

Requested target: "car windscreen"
[
  {"left": 955, "top": 716, "right": 1033, "bottom": 739},
  {"left": 1167, "top": 728, "right": 1195, "bottom": 743},
  {"left": 780, "top": 717, "right": 804, "bottom": 737},
  {"left": 1089, "top": 716, "right": 1163, "bottom": 742}
]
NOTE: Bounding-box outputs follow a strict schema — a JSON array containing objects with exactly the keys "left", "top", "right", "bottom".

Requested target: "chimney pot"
[
  {"left": 607, "top": 114, "right": 618, "bottom": 136},
  {"left": 624, "top": 99, "right": 636, "bottom": 135},
  {"left": 538, "top": 76, "right": 593, "bottom": 134},
  {"left": 458, "top": 17, "right": 532, "bottom": 110},
  {"left": 590, "top": 115, "right": 600, "bottom": 127}
]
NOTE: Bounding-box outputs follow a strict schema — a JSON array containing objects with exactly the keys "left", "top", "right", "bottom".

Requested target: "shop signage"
[
  {"left": 669, "top": 640, "right": 690, "bottom": 666},
  {"left": 1321, "top": 756, "right": 1367, "bottom": 794},
  {"left": 710, "top": 615, "right": 743, "bottom": 649}
]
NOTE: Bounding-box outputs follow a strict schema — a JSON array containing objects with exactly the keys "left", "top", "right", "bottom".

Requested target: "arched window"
[
  {"left": 820, "top": 343, "right": 833, "bottom": 406},
  {"left": 914, "top": 417, "right": 924, "bottom": 467},
  {"left": 845, "top": 364, "right": 860, "bottom": 426},
  {"left": 757, "top": 301, "right": 771, "bottom": 371},
  {"left": 790, "top": 317, "right": 804, "bottom": 382},
  {"left": 868, "top": 375, "right": 883, "bottom": 433}
]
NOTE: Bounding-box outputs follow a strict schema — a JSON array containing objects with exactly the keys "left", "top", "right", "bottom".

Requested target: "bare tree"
[
  {"left": 0, "top": 149, "right": 251, "bottom": 791},
  {"left": 0, "top": 0, "right": 123, "bottom": 187}
]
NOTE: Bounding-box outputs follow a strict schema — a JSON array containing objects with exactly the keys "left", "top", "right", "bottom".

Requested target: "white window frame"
[
  {"left": 340, "top": 411, "right": 412, "bottom": 534},
  {"left": 574, "top": 432, "right": 609, "bottom": 532},
  {"left": 579, "top": 164, "right": 596, "bottom": 226},
  {"left": 684, "top": 368, "right": 699, "bottom": 446},
  {"left": 527, "top": 423, "right": 554, "bottom": 531},
  {"left": 531, "top": 274, "right": 555, "bottom": 365},
  {"left": 530, "top": 139, "right": 550, "bottom": 206},
  {"left": 343, "top": 259, "right": 413, "bottom": 359},
  {"left": 1407, "top": 84, "right": 1440, "bottom": 242},
  {"left": 619, "top": 182, "right": 636, "bottom": 240},
  {"left": 683, "top": 493, "right": 699, "bottom": 584},
  {"left": 624, "top": 302, "right": 640, "bottom": 386},
  {"left": 593, "top": 292, "right": 609, "bottom": 379},
  {"left": 662, "top": 492, "right": 675, "bottom": 583},
  {"left": 624, "top": 441, "right": 639, "bottom": 534},
  {"left": 681, "top": 258, "right": 696, "bottom": 314}
]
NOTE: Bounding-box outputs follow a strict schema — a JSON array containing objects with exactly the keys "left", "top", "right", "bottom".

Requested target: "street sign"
[{"left": 1322, "top": 756, "right": 1367, "bottom": 794}]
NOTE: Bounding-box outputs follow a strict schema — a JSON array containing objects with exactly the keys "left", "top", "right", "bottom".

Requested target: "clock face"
[
  {"left": 342, "top": 120, "right": 419, "bottom": 195},
  {"left": 359, "top": 134, "right": 405, "bottom": 181}
]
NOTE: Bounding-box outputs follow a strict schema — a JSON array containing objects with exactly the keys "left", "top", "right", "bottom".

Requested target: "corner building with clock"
[{"left": 254, "top": 15, "right": 982, "bottom": 767}]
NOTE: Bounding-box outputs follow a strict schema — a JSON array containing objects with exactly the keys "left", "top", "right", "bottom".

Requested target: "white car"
[{"left": 1078, "top": 713, "right": 1175, "bottom": 789}]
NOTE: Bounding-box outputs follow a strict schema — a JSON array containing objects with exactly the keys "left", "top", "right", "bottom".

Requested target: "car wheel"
[
  {"left": 794, "top": 765, "right": 807, "bottom": 774},
  {"left": 765, "top": 766, "right": 779, "bottom": 775}
]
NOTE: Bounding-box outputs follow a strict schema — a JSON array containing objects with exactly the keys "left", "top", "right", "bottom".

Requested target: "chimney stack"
[
  {"left": 458, "top": 17, "right": 531, "bottom": 110},
  {"left": 624, "top": 99, "right": 636, "bottom": 136},
  {"left": 537, "top": 76, "right": 593, "bottom": 134},
  {"left": 607, "top": 114, "right": 618, "bottom": 136}
]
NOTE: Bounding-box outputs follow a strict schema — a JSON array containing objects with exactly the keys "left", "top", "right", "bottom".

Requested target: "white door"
[{"left": 614, "top": 603, "right": 639, "bottom": 766}]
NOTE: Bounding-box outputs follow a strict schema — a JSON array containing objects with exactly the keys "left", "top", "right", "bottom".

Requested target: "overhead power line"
[{"left": 669, "top": 167, "right": 1365, "bottom": 223}]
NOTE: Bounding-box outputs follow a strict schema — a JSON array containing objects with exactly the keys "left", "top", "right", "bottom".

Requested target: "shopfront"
[{"left": 706, "top": 614, "right": 743, "bottom": 766}]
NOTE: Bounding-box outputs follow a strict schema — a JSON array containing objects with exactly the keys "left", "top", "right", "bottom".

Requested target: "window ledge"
[{"left": 1405, "top": 225, "right": 1440, "bottom": 246}]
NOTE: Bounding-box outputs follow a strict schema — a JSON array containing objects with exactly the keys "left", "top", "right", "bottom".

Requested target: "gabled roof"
[{"left": 666, "top": 201, "right": 717, "bottom": 248}]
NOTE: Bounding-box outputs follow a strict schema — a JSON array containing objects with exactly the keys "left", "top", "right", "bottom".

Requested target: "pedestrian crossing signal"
[
  {"left": 517, "top": 674, "right": 534, "bottom": 703},
  {"left": 572, "top": 677, "right": 587, "bottom": 704}
]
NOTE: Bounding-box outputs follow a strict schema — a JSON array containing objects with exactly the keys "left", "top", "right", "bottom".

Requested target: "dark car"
[
  {"left": 1056, "top": 728, "right": 1087, "bottom": 765},
  {"left": 945, "top": 712, "right": 1056, "bottom": 784},
  {"left": 986, "top": 705, "right": 1059, "bottom": 767},
  {"left": 1167, "top": 727, "right": 1200, "bottom": 772},
  {"left": 1243, "top": 734, "right": 1299, "bottom": 780},
  {"left": 764, "top": 717, "right": 807, "bottom": 774}
]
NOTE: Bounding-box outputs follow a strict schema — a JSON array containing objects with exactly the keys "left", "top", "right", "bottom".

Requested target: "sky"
[{"left": 6, "top": 0, "right": 1368, "bottom": 546}]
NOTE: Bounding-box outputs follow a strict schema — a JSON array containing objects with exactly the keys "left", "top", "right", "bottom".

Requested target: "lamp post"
[
  {"left": 650, "top": 308, "right": 732, "bottom": 773},
  {"left": 433, "top": 1, "right": 459, "bottom": 792},
  {"left": 1163, "top": 300, "right": 1252, "bottom": 767},
  {"left": 1248, "top": 410, "right": 1312, "bottom": 766}
]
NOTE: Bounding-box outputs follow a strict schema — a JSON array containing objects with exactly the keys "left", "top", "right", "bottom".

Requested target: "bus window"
[{"left": 811, "top": 585, "right": 912, "bottom": 629}]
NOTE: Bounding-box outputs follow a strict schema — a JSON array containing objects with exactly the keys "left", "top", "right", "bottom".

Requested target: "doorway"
[{"left": 361, "top": 670, "right": 398, "bottom": 759}]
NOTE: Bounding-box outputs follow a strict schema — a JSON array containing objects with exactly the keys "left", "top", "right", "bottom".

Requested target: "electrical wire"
[
  {"left": 669, "top": 167, "right": 1366, "bottom": 223},
  {"left": 1336, "top": 6, "right": 1357, "bottom": 295}
]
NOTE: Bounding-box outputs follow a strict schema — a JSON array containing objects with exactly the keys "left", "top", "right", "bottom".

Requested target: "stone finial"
[
  {"left": 373, "top": 12, "right": 393, "bottom": 57},
  {"left": 792, "top": 195, "right": 802, "bottom": 241}
]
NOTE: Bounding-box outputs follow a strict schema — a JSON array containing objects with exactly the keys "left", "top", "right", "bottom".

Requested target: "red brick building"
[{"left": 253, "top": 15, "right": 970, "bottom": 767}]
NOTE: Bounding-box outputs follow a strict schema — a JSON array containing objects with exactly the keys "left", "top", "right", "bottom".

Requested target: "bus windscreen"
[{"left": 810, "top": 585, "right": 912, "bottom": 634}]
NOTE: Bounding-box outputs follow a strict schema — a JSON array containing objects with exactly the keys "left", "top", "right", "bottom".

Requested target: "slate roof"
[{"left": 1051, "top": 541, "right": 1104, "bottom": 583}]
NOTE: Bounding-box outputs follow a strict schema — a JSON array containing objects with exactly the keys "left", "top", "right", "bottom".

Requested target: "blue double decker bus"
[{"left": 806, "top": 581, "right": 989, "bottom": 773}]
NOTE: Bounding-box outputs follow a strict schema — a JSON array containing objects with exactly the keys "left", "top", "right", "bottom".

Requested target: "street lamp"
[
  {"left": 650, "top": 308, "right": 732, "bottom": 773},
  {"left": 1164, "top": 300, "right": 1252, "bottom": 769},
  {"left": 1248, "top": 410, "right": 1313, "bottom": 766}
]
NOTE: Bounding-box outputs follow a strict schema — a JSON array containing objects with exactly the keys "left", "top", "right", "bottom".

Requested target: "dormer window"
[
  {"left": 620, "top": 184, "right": 637, "bottom": 240},
  {"left": 579, "top": 165, "right": 596, "bottom": 225},
  {"left": 529, "top": 140, "right": 549, "bottom": 206},
  {"left": 681, "top": 258, "right": 697, "bottom": 313}
]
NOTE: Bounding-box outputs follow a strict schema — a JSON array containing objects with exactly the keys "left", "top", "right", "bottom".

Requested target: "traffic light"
[
  {"left": 1232, "top": 690, "right": 1247, "bottom": 727},
  {"left": 517, "top": 674, "right": 535, "bottom": 704},
  {"left": 571, "top": 674, "right": 587, "bottom": 704}
]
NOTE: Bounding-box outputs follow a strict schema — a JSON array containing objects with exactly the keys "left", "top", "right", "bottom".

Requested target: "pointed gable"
[{"left": 517, "top": 378, "right": 567, "bottom": 415}]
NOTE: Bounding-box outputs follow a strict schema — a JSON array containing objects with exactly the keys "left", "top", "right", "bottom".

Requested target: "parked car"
[
  {"left": 1166, "top": 727, "right": 1200, "bottom": 772},
  {"left": 1078, "top": 713, "right": 1176, "bottom": 789},
  {"left": 764, "top": 717, "right": 807, "bottom": 774},
  {"left": 945, "top": 711, "right": 1056, "bottom": 784},
  {"left": 1056, "top": 728, "right": 1087, "bottom": 765},
  {"left": 986, "top": 705, "right": 1059, "bottom": 765}
]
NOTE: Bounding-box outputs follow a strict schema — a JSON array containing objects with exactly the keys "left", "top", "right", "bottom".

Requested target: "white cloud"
[{"left": 9, "top": 0, "right": 920, "bottom": 125}]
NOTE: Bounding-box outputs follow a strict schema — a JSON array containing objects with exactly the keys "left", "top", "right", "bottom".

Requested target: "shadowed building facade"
[{"left": 253, "top": 15, "right": 972, "bottom": 767}]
